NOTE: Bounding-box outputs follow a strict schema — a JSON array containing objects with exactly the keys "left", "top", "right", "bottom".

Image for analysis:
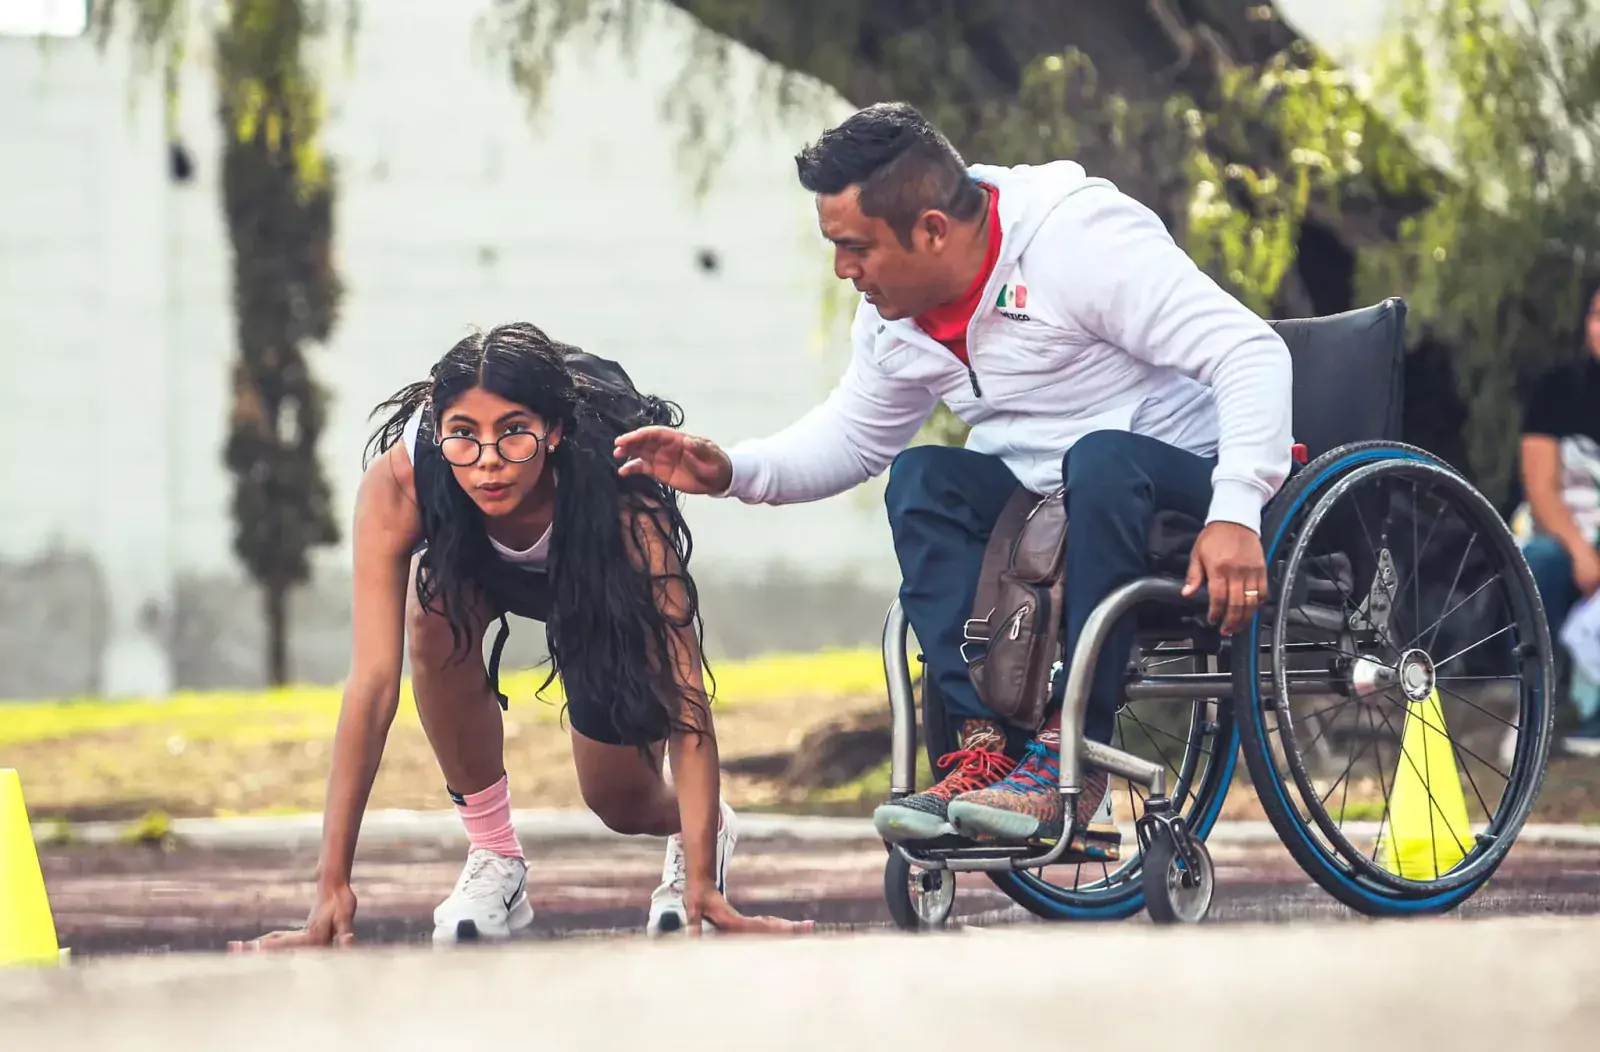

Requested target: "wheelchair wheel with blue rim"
[{"left": 1235, "top": 441, "right": 1555, "bottom": 916}]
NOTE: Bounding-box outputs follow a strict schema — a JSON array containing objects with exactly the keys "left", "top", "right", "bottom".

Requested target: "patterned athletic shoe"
[
  {"left": 947, "top": 728, "right": 1111, "bottom": 847},
  {"left": 647, "top": 799, "right": 738, "bottom": 936},
  {"left": 872, "top": 719, "right": 1016, "bottom": 843},
  {"left": 432, "top": 849, "right": 534, "bottom": 944}
]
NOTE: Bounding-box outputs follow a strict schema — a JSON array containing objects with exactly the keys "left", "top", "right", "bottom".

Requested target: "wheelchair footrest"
[
  {"left": 1032, "top": 823, "right": 1123, "bottom": 864},
  {"left": 898, "top": 823, "right": 1123, "bottom": 866}
]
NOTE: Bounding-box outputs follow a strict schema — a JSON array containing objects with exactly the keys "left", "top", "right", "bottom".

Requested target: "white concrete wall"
[{"left": 0, "top": 1, "right": 902, "bottom": 697}]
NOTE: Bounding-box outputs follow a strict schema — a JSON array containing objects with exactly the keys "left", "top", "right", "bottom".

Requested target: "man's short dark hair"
[{"left": 795, "top": 102, "right": 987, "bottom": 248}]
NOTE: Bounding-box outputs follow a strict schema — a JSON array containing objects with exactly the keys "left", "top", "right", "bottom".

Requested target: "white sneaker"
[
  {"left": 432, "top": 848, "right": 534, "bottom": 944},
  {"left": 646, "top": 800, "right": 737, "bottom": 936}
]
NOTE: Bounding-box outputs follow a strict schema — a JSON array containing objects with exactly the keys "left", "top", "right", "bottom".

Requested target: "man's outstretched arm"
[{"left": 616, "top": 311, "right": 938, "bottom": 503}]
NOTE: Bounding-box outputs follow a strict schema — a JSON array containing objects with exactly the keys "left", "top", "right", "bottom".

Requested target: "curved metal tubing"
[
  {"left": 882, "top": 598, "right": 918, "bottom": 799},
  {"left": 880, "top": 577, "right": 1210, "bottom": 872}
]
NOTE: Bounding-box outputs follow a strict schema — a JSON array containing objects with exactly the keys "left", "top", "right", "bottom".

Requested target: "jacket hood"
[{"left": 967, "top": 160, "right": 1110, "bottom": 264}]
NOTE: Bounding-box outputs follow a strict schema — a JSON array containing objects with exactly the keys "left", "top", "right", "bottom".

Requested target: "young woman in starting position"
[{"left": 233, "top": 322, "right": 811, "bottom": 946}]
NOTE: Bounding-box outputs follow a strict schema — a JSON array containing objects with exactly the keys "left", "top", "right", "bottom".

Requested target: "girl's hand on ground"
[
  {"left": 686, "top": 887, "right": 815, "bottom": 936},
  {"left": 228, "top": 883, "right": 358, "bottom": 952}
]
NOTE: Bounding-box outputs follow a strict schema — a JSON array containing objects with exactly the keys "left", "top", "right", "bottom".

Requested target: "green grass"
[
  {"left": 0, "top": 647, "right": 890, "bottom": 748},
  {"left": 1, "top": 648, "right": 903, "bottom": 822}
]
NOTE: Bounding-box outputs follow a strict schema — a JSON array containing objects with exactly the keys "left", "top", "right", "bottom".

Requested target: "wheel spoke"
[
  {"left": 1433, "top": 679, "right": 1521, "bottom": 732},
  {"left": 1121, "top": 708, "right": 1185, "bottom": 778},
  {"left": 1261, "top": 457, "right": 1541, "bottom": 897},
  {"left": 1399, "top": 567, "right": 1492, "bottom": 655},
  {"left": 1369, "top": 690, "right": 1512, "bottom": 781},
  {"left": 1435, "top": 623, "right": 1516, "bottom": 671},
  {"left": 1318, "top": 721, "right": 1377, "bottom": 811},
  {"left": 1366, "top": 705, "right": 1395, "bottom": 867},
  {"left": 1297, "top": 695, "right": 1367, "bottom": 755},
  {"left": 1368, "top": 702, "right": 1472, "bottom": 863}
]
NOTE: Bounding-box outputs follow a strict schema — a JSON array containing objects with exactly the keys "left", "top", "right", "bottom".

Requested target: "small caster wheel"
[
  {"left": 884, "top": 849, "right": 955, "bottom": 931},
  {"left": 1141, "top": 823, "right": 1214, "bottom": 925}
]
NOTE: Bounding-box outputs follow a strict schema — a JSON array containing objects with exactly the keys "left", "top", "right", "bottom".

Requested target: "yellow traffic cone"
[
  {"left": 1374, "top": 689, "right": 1474, "bottom": 880},
  {"left": 1, "top": 768, "right": 61, "bottom": 966}
]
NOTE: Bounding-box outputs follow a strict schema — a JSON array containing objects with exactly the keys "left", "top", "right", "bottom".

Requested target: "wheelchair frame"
[
  {"left": 878, "top": 447, "right": 1552, "bottom": 928},
  {"left": 873, "top": 299, "right": 1555, "bottom": 928},
  {"left": 887, "top": 578, "right": 1186, "bottom": 868}
]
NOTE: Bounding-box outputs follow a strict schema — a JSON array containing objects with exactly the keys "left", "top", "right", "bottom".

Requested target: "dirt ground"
[
  {"left": 10, "top": 692, "right": 891, "bottom": 823},
  {"left": 13, "top": 683, "right": 1600, "bottom": 827}
]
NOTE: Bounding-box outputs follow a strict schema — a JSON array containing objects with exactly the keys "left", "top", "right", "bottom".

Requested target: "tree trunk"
[
  {"left": 265, "top": 581, "right": 289, "bottom": 687},
  {"left": 668, "top": 0, "right": 1297, "bottom": 111}
]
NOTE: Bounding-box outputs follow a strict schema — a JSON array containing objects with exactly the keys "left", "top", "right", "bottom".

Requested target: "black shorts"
[
  {"left": 411, "top": 548, "right": 655, "bottom": 749},
  {"left": 479, "top": 569, "right": 648, "bottom": 749}
]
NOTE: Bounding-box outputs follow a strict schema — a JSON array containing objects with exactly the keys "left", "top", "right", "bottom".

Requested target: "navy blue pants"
[{"left": 885, "top": 430, "right": 1216, "bottom": 747}]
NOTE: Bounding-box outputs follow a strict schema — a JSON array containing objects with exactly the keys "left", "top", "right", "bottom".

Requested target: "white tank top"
[{"left": 404, "top": 408, "right": 551, "bottom": 567}]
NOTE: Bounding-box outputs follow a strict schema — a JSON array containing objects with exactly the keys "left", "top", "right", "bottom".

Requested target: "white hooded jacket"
[{"left": 719, "top": 160, "right": 1295, "bottom": 533}]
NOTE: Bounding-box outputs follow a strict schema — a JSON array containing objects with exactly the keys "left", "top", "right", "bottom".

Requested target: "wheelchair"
[{"left": 878, "top": 298, "right": 1556, "bottom": 929}]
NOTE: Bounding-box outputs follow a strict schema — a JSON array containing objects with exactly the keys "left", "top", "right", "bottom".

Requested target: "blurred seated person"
[{"left": 1513, "top": 280, "right": 1600, "bottom": 755}]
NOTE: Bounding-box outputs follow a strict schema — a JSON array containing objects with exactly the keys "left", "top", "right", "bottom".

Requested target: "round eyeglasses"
[{"left": 436, "top": 430, "right": 545, "bottom": 467}]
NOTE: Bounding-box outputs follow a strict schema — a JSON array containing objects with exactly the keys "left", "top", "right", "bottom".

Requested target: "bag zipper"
[{"left": 1008, "top": 486, "right": 1067, "bottom": 565}]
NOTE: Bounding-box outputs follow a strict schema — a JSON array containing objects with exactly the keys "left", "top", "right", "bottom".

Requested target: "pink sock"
[{"left": 452, "top": 773, "right": 524, "bottom": 859}]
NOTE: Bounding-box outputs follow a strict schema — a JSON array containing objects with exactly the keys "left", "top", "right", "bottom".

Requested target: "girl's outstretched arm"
[
  {"left": 233, "top": 445, "right": 423, "bottom": 951},
  {"left": 626, "top": 506, "right": 814, "bottom": 936}
]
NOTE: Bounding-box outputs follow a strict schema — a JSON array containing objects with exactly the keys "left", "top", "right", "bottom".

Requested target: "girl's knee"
[
  {"left": 583, "top": 788, "right": 653, "bottom": 836},
  {"left": 406, "top": 601, "right": 459, "bottom": 668}
]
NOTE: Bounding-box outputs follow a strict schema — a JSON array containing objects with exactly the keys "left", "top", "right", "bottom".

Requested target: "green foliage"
[
  {"left": 1183, "top": 50, "right": 1356, "bottom": 315},
  {"left": 1357, "top": 0, "right": 1600, "bottom": 500},
  {"left": 216, "top": 2, "right": 344, "bottom": 685},
  {"left": 120, "top": 809, "right": 177, "bottom": 849},
  {"left": 484, "top": 0, "right": 839, "bottom": 196}
]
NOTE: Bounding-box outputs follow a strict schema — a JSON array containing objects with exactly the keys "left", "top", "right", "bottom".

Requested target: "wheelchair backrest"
[{"left": 1267, "top": 297, "right": 1407, "bottom": 460}]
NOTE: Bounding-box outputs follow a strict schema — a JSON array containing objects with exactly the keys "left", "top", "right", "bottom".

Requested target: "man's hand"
[
  {"left": 228, "top": 882, "right": 358, "bottom": 952},
  {"left": 614, "top": 426, "right": 734, "bottom": 494},
  {"left": 1572, "top": 543, "right": 1600, "bottom": 597},
  {"left": 1183, "top": 521, "right": 1268, "bottom": 636},
  {"left": 686, "top": 886, "right": 815, "bottom": 936}
]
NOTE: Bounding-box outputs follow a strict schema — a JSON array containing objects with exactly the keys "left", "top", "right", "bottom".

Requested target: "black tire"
[
  {"left": 884, "top": 849, "right": 954, "bottom": 932},
  {"left": 1234, "top": 442, "right": 1555, "bottom": 916},
  {"left": 1141, "top": 826, "right": 1215, "bottom": 925}
]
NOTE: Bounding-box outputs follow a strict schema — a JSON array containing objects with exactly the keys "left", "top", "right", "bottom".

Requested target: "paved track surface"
[
  {"left": 29, "top": 837, "right": 1600, "bottom": 953},
  {"left": 6, "top": 839, "right": 1599, "bottom": 1050},
  {"left": 5, "top": 911, "right": 1599, "bottom": 1051}
]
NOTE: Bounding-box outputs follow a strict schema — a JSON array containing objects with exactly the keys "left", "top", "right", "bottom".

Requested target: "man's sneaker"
[
  {"left": 432, "top": 848, "right": 534, "bottom": 944},
  {"left": 872, "top": 719, "right": 1016, "bottom": 843},
  {"left": 947, "top": 728, "right": 1112, "bottom": 848},
  {"left": 647, "top": 798, "right": 737, "bottom": 936}
]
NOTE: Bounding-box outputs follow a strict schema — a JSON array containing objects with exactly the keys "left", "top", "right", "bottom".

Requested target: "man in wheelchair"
[{"left": 614, "top": 101, "right": 1293, "bottom": 847}]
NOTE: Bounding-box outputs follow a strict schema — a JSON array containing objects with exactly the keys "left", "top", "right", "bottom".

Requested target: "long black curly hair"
[{"left": 364, "top": 322, "right": 711, "bottom": 754}]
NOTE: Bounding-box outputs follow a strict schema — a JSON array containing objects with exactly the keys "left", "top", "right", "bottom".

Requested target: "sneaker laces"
[
  {"left": 1002, "top": 738, "right": 1060, "bottom": 793},
  {"left": 659, "top": 836, "right": 688, "bottom": 893},
  {"left": 933, "top": 746, "right": 1014, "bottom": 794},
  {"left": 658, "top": 804, "right": 729, "bottom": 894},
  {"left": 459, "top": 850, "right": 518, "bottom": 901}
]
